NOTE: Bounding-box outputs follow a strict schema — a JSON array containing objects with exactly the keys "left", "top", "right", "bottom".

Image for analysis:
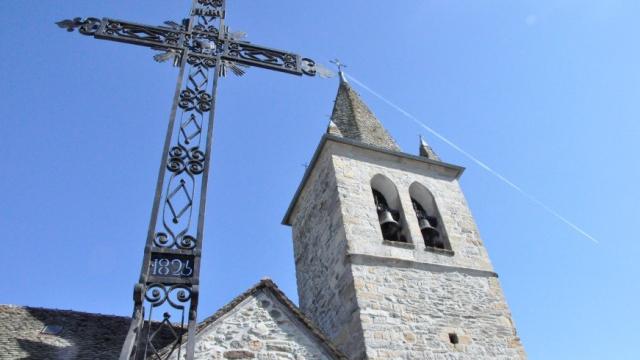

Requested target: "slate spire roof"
[
  {"left": 419, "top": 135, "right": 440, "bottom": 161},
  {"left": 328, "top": 70, "right": 401, "bottom": 151}
]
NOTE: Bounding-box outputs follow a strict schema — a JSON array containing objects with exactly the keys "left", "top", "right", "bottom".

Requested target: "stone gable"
[{"left": 169, "top": 285, "right": 345, "bottom": 360}]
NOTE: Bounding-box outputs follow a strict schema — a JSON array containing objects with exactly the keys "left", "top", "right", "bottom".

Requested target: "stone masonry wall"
[
  {"left": 290, "top": 150, "right": 366, "bottom": 359},
  {"left": 175, "top": 290, "right": 335, "bottom": 360},
  {"left": 327, "top": 140, "right": 526, "bottom": 358},
  {"left": 289, "top": 139, "right": 525, "bottom": 359},
  {"left": 352, "top": 264, "right": 526, "bottom": 359},
  {"left": 329, "top": 141, "right": 494, "bottom": 272}
]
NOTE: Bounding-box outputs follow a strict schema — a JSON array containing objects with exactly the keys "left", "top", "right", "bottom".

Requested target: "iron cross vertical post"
[{"left": 57, "top": 1, "right": 319, "bottom": 359}]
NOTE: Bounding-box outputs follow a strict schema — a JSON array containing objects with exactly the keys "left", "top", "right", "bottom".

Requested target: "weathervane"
[{"left": 56, "top": 1, "right": 328, "bottom": 359}]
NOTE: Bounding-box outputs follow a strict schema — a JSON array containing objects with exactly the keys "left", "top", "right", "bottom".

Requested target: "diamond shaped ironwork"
[
  {"left": 166, "top": 179, "right": 192, "bottom": 224},
  {"left": 188, "top": 68, "right": 208, "bottom": 92},
  {"left": 180, "top": 114, "right": 202, "bottom": 144},
  {"left": 243, "top": 50, "right": 279, "bottom": 64},
  {"left": 147, "top": 312, "right": 181, "bottom": 360}
]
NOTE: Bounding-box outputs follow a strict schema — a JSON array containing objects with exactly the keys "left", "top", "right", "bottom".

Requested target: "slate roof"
[
  {"left": 329, "top": 72, "right": 401, "bottom": 151},
  {"left": 0, "top": 304, "right": 131, "bottom": 359},
  {"left": 0, "top": 279, "right": 347, "bottom": 360}
]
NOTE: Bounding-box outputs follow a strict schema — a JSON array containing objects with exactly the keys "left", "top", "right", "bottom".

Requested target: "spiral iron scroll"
[
  {"left": 156, "top": 56, "right": 214, "bottom": 251},
  {"left": 56, "top": 17, "right": 101, "bottom": 35},
  {"left": 145, "top": 284, "right": 192, "bottom": 308}
]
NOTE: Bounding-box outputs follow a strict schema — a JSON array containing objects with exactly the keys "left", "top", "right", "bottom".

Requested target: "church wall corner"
[{"left": 288, "top": 148, "right": 367, "bottom": 359}]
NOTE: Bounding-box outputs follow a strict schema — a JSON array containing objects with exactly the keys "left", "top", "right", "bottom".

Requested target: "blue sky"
[{"left": 1, "top": 1, "right": 639, "bottom": 359}]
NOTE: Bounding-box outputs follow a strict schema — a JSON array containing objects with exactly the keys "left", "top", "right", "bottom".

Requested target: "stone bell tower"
[{"left": 283, "top": 73, "right": 526, "bottom": 359}]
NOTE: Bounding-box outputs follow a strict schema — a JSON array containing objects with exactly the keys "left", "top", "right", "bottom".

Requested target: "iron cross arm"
[{"left": 56, "top": 17, "right": 319, "bottom": 76}]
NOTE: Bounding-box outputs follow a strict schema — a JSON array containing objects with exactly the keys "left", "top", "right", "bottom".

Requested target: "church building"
[{"left": 0, "top": 72, "right": 526, "bottom": 359}]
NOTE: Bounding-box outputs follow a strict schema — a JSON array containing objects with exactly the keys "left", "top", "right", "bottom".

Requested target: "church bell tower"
[{"left": 283, "top": 73, "right": 526, "bottom": 359}]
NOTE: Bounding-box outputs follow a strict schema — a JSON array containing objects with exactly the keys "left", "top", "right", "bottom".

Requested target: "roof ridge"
[
  {"left": 0, "top": 304, "right": 131, "bottom": 320},
  {"left": 195, "top": 278, "right": 272, "bottom": 330},
  {"left": 260, "top": 280, "right": 349, "bottom": 359},
  {"left": 159, "top": 278, "right": 348, "bottom": 359},
  {"left": 3, "top": 281, "right": 349, "bottom": 359}
]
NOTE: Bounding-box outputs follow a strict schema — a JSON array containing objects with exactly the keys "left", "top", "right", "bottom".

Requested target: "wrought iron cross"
[{"left": 57, "top": 1, "right": 319, "bottom": 360}]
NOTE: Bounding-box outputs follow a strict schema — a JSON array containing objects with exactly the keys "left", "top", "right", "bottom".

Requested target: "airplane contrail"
[{"left": 345, "top": 72, "right": 599, "bottom": 244}]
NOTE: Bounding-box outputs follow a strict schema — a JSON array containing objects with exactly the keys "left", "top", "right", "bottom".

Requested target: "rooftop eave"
[{"left": 282, "top": 134, "right": 465, "bottom": 226}]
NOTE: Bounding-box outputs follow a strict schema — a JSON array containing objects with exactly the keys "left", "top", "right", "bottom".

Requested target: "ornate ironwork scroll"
[
  {"left": 57, "top": 1, "right": 319, "bottom": 360},
  {"left": 223, "top": 41, "right": 318, "bottom": 76}
]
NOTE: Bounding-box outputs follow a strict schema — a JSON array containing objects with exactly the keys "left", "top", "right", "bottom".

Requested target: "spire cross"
[
  {"left": 57, "top": 2, "right": 318, "bottom": 360},
  {"left": 330, "top": 58, "right": 347, "bottom": 72},
  {"left": 330, "top": 58, "right": 348, "bottom": 83}
]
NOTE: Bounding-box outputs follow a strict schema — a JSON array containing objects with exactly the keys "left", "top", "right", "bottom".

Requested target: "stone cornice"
[
  {"left": 282, "top": 134, "right": 465, "bottom": 225},
  {"left": 348, "top": 253, "right": 499, "bottom": 278}
]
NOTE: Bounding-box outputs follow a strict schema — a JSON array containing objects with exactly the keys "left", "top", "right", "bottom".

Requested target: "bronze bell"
[
  {"left": 419, "top": 218, "right": 439, "bottom": 234},
  {"left": 378, "top": 210, "right": 401, "bottom": 236},
  {"left": 419, "top": 217, "right": 441, "bottom": 247}
]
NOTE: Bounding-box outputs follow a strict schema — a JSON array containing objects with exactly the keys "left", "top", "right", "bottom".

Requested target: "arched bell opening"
[
  {"left": 370, "top": 175, "right": 409, "bottom": 243},
  {"left": 409, "top": 182, "right": 451, "bottom": 251}
]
